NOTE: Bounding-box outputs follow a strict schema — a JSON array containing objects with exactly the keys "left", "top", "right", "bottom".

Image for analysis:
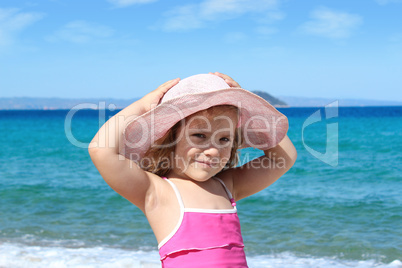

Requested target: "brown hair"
[{"left": 141, "top": 105, "right": 242, "bottom": 177}]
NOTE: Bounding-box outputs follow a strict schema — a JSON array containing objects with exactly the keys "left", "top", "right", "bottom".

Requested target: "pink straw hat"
[{"left": 121, "top": 74, "right": 288, "bottom": 160}]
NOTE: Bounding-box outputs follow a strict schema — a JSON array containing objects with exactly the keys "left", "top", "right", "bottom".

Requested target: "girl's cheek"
[
  {"left": 187, "top": 147, "right": 201, "bottom": 157},
  {"left": 222, "top": 146, "right": 232, "bottom": 155},
  {"left": 218, "top": 149, "right": 231, "bottom": 165}
]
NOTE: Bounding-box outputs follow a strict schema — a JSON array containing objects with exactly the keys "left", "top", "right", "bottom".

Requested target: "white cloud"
[
  {"left": 163, "top": 5, "right": 204, "bottom": 31},
  {"left": 0, "top": 8, "right": 44, "bottom": 46},
  {"left": 161, "top": 0, "right": 279, "bottom": 32},
  {"left": 48, "top": 20, "right": 114, "bottom": 44},
  {"left": 375, "top": 0, "right": 402, "bottom": 5},
  {"left": 200, "top": 0, "right": 277, "bottom": 20},
  {"left": 107, "top": 0, "right": 158, "bottom": 8},
  {"left": 299, "top": 7, "right": 363, "bottom": 39}
]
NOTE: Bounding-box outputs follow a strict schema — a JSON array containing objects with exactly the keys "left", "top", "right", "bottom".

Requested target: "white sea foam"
[
  {"left": 246, "top": 253, "right": 402, "bottom": 268},
  {"left": 0, "top": 243, "right": 160, "bottom": 268},
  {"left": 0, "top": 243, "right": 400, "bottom": 268}
]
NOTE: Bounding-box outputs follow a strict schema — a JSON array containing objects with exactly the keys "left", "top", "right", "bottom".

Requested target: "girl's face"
[{"left": 169, "top": 107, "right": 238, "bottom": 182}]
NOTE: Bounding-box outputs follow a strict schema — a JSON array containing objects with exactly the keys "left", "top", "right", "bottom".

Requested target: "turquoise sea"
[{"left": 0, "top": 106, "right": 401, "bottom": 267}]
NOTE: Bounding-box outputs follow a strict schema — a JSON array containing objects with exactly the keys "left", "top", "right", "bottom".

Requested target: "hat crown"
[{"left": 161, "top": 74, "right": 231, "bottom": 103}]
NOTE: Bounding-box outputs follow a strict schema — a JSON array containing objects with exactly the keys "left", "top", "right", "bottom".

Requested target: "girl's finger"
[
  {"left": 161, "top": 78, "right": 180, "bottom": 87},
  {"left": 211, "top": 72, "right": 240, "bottom": 87},
  {"left": 214, "top": 72, "right": 233, "bottom": 81},
  {"left": 225, "top": 79, "right": 241, "bottom": 88},
  {"left": 157, "top": 78, "right": 180, "bottom": 91}
]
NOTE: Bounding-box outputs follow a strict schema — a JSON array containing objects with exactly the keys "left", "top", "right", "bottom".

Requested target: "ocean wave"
[{"left": 0, "top": 243, "right": 400, "bottom": 268}]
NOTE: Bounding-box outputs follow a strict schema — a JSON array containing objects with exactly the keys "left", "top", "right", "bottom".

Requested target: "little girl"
[{"left": 89, "top": 72, "right": 297, "bottom": 267}]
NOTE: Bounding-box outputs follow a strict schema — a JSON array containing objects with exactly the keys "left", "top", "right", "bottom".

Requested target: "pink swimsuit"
[{"left": 159, "top": 177, "right": 248, "bottom": 268}]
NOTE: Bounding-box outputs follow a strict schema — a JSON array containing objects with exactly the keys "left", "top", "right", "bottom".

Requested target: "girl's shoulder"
[
  {"left": 143, "top": 173, "right": 176, "bottom": 211},
  {"left": 215, "top": 170, "right": 235, "bottom": 196}
]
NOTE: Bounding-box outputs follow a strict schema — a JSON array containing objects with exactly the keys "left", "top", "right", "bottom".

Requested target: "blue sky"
[{"left": 1, "top": 0, "right": 401, "bottom": 101}]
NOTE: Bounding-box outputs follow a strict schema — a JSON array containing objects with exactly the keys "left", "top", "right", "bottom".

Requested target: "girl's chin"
[
  {"left": 177, "top": 171, "right": 216, "bottom": 182},
  {"left": 168, "top": 165, "right": 223, "bottom": 181},
  {"left": 189, "top": 170, "right": 223, "bottom": 182},
  {"left": 191, "top": 175, "right": 213, "bottom": 182}
]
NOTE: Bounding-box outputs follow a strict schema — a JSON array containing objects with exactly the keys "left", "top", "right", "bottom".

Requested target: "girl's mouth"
[{"left": 194, "top": 160, "right": 213, "bottom": 168}]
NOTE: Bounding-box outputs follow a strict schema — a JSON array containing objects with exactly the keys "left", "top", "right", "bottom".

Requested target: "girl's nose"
[{"left": 203, "top": 146, "right": 219, "bottom": 157}]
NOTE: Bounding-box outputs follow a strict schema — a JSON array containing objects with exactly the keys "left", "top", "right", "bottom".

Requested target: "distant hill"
[
  {"left": 0, "top": 92, "right": 288, "bottom": 110},
  {"left": 252, "top": 91, "right": 288, "bottom": 107},
  {"left": 0, "top": 97, "right": 138, "bottom": 110},
  {"left": 278, "top": 95, "right": 402, "bottom": 107},
  {"left": 0, "top": 94, "right": 400, "bottom": 110}
]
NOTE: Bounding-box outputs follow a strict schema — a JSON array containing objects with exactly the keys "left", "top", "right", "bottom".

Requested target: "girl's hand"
[
  {"left": 139, "top": 78, "right": 180, "bottom": 113},
  {"left": 209, "top": 72, "right": 241, "bottom": 88}
]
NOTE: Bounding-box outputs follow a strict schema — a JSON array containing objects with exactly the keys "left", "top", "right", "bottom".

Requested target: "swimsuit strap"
[
  {"left": 163, "top": 176, "right": 236, "bottom": 208},
  {"left": 162, "top": 177, "right": 185, "bottom": 209},
  {"left": 214, "top": 177, "right": 237, "bottom": 207}
]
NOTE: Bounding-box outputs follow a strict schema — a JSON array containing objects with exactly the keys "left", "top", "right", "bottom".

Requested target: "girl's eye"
[
  {"left": 220, "top": 137, "right": 230, "bottom": 143},
  {"left": 193, "top": 133, "right": 206, "bottom": 138}
]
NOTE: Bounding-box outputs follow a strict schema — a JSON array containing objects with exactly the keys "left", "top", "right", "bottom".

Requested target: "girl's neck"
[{"left": 165, "top": 171, "right": 213, "bottom": 186}]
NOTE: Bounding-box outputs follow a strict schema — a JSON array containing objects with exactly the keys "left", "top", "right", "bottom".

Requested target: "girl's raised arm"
[
  {"left": 88, "top": 78, "right": 180, "bottom": 211},
  {"left": 230, "top": 135, "right": 297, "bottom": 201},
  {"left": 211, "top": 72, "right": 297, "bottom": 200}
]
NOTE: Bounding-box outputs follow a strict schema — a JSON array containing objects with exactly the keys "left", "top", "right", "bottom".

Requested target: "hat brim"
[{"left": 121, "top": 87, "right": 288, "bottom": 161}]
